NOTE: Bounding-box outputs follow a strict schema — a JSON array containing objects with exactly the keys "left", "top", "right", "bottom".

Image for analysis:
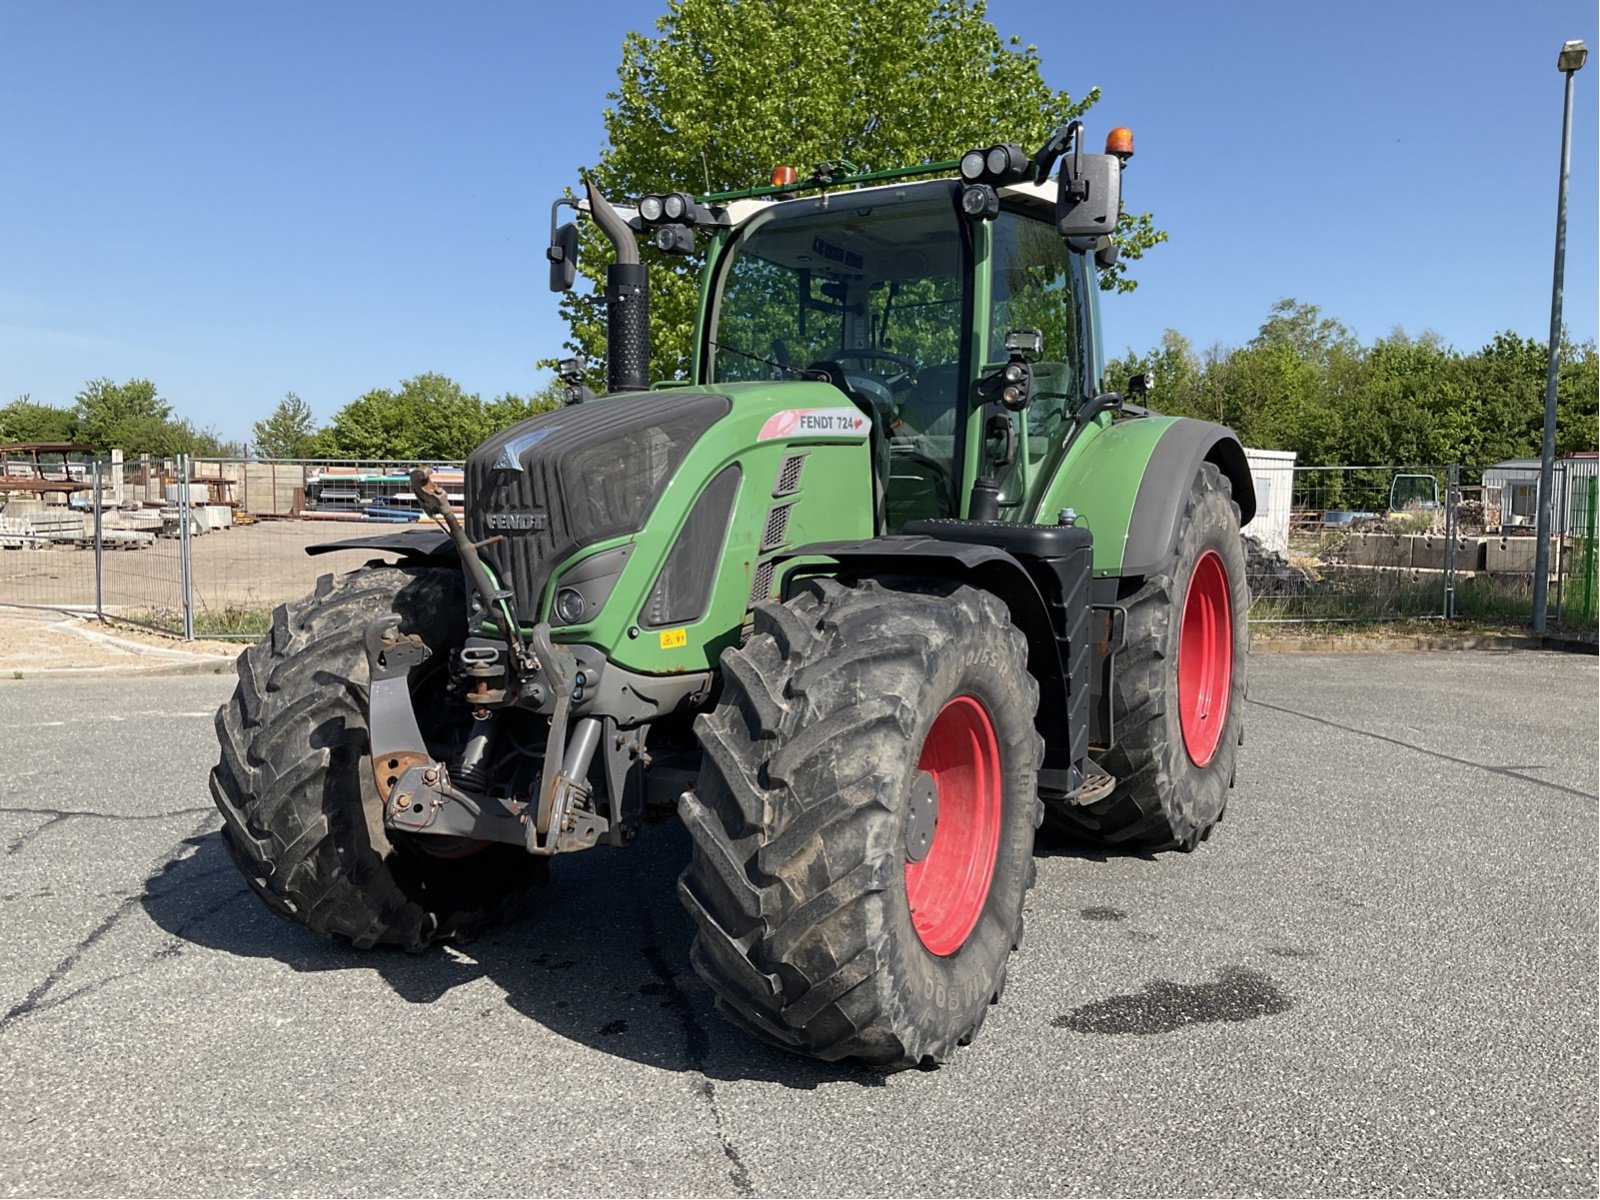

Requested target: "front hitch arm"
[{"left": 363, "top": 613, "right": 608, "bottom": 856}]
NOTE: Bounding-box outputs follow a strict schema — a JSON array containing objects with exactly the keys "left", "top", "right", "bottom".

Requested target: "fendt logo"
[{"left": 485, "top": 512, "right": 548, "bottom": 532}]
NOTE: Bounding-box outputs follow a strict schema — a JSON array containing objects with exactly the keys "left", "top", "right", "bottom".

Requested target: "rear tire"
[
  {"left": 1047, "top": 462, "right": 1249, "bottom": 850},
  {"left": 210, "top": 564, "right": 542, "bottom": 950},
  {"left": 680, "top": 577, "right": 1043, "bottom": 1066}
]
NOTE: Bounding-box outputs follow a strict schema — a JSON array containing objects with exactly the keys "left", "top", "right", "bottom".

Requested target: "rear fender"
[{"left": 1032, "top": 416, "right": 1254, "bottom": 579}]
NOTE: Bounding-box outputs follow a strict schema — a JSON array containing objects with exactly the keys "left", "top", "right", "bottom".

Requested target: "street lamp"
[{"left": 1532, "top": 39, "right": 1586, "bottom": 634}]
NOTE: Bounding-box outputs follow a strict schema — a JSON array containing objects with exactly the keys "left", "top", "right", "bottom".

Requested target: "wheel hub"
[
  {"left": 904, "top": 695, "right": 1002, "bottom": 957},
  {"left": 903, "top": 770, "right": 940, "bottom": 863}
]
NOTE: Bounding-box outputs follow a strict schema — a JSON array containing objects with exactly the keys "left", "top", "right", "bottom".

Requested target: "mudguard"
[
  {"left": 305, "top": 529, "right": 457, "bottom": 562},
  {"left": 1031, "top": 415, "right": 1254, "bottom": 579}
]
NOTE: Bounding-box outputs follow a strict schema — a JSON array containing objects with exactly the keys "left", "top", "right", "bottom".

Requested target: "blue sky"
[{"left": 1, "top": 0, "right": 1595, "bottom": 443}]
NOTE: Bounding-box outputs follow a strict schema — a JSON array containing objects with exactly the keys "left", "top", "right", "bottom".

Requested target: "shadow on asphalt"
[{"left": 140, "top": 822, "right": 885, "bottom": 1089}]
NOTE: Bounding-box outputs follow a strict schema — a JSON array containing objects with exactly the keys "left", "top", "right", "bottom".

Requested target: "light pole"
[{"left": 1532, "top": 39, "right": 1587, "bottom": 634}]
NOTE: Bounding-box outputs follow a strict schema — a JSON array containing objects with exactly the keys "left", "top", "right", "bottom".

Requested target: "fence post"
[
  {"left": 1443, "top": 464, "right": 1459, "bottom": 620},
  {"left": 178, "top": 453, "right": 195, "bottom": 640},
  {"left": 92, "top": 459, "right": 104, "bottom": 622},
  {"left": 1583, "top": 477, "right": 1598, "bottom": 623},
  {"left": 1553, "top": 462, "right": 1568, "bottom": 624}
]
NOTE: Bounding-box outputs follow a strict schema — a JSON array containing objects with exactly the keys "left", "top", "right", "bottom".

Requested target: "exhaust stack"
[{"left": 585, "top": 180, "right": 650, "bottom": 393}]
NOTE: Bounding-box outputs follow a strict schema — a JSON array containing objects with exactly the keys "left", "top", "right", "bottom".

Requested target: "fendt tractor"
[{"left": 212, "top": 121, "right": 1253, "bottom": 1066}]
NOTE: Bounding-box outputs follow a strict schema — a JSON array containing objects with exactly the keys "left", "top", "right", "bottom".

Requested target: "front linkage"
[{"left": 364, "top": 471, "right": 612, "bottom": 857}]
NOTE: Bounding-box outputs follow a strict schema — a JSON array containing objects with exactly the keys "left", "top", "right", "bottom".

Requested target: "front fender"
[{"left": 1031, "top": 415, "right": 1255, "bottom": 579}]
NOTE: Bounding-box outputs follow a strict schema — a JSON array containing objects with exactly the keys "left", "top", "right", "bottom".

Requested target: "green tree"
[
  {"left": 566, "top": 0, "right": 1165, "bottom": 383},
  {"left": 178, "top": 421, "right": 246, "bottom": 459},
  {"left": 0, "top": 397, "right": 78, "bottom": 443},
  {"left": 483, "top": 379, "right": 565, "bottom": 430},
  {"left": 312, "top": 374, "right": 489, "bottom": 461},
  {"left": 252, "top": 392, "right": 320, "bottom": 458},
  {"left": 73, "top": 378, "right": 186, "bottom": 453}
]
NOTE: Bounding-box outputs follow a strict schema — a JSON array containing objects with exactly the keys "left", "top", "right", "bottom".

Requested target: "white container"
[
  {"left": 1243, "top": 448, "right": 1298, "bottom": 556},
  {"left": 163, "top": 483, "right": 211, "bottom": 505}
]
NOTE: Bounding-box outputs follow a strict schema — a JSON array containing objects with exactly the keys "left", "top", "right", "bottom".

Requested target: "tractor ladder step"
[{"left": 1065, "top": 769, "right": 1116, "bottom": 807}]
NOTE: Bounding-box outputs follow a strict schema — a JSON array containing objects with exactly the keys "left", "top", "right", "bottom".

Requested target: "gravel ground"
[{"left": 0, "top": 651, "right": 1594, "bottom": 1197}]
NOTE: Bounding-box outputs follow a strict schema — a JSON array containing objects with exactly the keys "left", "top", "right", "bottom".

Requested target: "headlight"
[
  {"left": 554, "top": 587, "right": 587, "bottom": 625},
  {"left": 638, "top": 194, "right": 664, "bottom": 223},
  {"left": 959, "top": 149, "right": 987, "bottom": 181},
  {"left": 960, "top": 183, "right": 999, "bottom": 220},
  {"left": 663, "top": 192, "right": 688, "bottom": 220}
]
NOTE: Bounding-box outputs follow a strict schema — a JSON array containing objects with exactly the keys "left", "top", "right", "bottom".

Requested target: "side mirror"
[
  {"left": 547, "top": 222, "right": 578, "bottom": 292},
  {"left": 1056, "top": 153, "right": 1121, "bottom": 239}
]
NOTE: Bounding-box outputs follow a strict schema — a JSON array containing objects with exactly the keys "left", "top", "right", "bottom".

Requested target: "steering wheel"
[{"left": 826, "top": 347, "right": 919, "bottom": 391}]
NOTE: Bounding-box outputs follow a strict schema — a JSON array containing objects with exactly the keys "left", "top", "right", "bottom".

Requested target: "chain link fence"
[
  {"left": 1242, "top": 461, "right": 1597, "bottom": 631},
  {"left": 3, "top": 452, "right": 1594, "bottom": 639}
]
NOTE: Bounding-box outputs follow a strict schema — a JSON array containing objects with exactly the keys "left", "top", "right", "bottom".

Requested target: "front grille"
[{"left": 466, "top": 392, "right": 730, "bottom": 624}]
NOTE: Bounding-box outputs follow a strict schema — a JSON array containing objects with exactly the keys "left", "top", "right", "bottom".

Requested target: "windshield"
[
  {"left": 709, "top": 188, "right": 968, "bottom": 525},
  {"left": 709, "top": 189, "right": 965, "bottom": 407}
]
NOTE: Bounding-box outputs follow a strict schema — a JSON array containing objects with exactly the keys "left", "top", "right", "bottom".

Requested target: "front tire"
[
  {"left": 1048, "top": 462, "right": 1249, "bottom": 850},
  {"left": 680, "top": 578, "right": 1043, "bottom": 1066},
  {"left": 210, "top": 564, "right": 542, "bottom": 950}
]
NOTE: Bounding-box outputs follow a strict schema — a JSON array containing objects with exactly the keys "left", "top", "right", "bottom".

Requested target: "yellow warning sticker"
[{"left": 658, "top": 628, "right": 688, "bottom": 650}]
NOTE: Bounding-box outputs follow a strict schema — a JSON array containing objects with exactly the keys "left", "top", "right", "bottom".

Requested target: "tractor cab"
[{"left": 700, "top": 178, "right": 1097, "bottom": 530}]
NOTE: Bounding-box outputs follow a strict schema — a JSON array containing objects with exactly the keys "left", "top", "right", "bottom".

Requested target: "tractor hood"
[{"left": 466, "top": 391, "right": 732, "bottom": 626}]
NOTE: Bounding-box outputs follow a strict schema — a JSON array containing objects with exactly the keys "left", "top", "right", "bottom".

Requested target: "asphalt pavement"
[{"left": 0, "top": 651, "right": 1595, "bottom": 1197}]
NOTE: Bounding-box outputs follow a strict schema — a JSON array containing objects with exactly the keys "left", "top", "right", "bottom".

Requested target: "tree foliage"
[
  {"left": 564, "top": 0, "right": 1166, "bottom": 383},
  {"left": 1107, "top": 299, "right": 1600, "bottom": 467},
  {"left": 310, "top": 374, "right": 562, "bottom": 461},
  {"left": 252, "top": 392, "right": 319, "bottom": 459},
  {"left": 73, "top": 378, "right": 179, "bottom": 454},
  {"left": 0, "top": 397, "right": 77, "bottom": 444}
]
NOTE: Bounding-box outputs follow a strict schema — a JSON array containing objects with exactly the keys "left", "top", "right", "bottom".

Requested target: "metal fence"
[
  {"left": 1242, "top": 462, "right": 1596, "bottom": 630},
  {"left": 3, "top": 454, "right": 1595, "bottom": 638}
]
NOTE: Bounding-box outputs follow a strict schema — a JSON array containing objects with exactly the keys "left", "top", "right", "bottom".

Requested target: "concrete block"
[
  {"left": 1487, "top": 537, "right": 1556, "bottom": 575},
  {"left": 1411, "top": 535, "right": 1486, "bottom": 571},
  {"left": 1345, "top": 533, "right": 1409, "bottom": 567}
]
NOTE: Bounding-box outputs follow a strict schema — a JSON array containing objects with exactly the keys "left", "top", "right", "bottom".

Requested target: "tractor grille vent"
[
  {"left": 749, "top": 559, "right": 777, "bottom": 607},
  {"left": 774, "top": 453, "right": 807, "bottom": 496},
  {"left": 760, "top": 503, "right": 793, "bottom": 553}
]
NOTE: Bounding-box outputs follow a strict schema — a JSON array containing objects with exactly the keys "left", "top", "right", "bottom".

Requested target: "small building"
[
  {"left": 1481, "top": 453, "right": 1599, "bottom": 536},
  {"left": 1242, "top": 448, "right": 1297, "bottom": 555}
]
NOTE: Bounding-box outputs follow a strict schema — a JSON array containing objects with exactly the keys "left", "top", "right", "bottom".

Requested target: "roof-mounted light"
[
  {"left": 1105, "top": 127, "right": 1135, "bottom": 162},
  {"left": 771, "top": 165, "right": 799, "bottom": 186}
]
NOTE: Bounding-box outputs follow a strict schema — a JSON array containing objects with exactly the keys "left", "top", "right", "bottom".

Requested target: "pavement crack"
[
  {"left": 6, "top": 812, "right": 72, "bottom": 856},
  {"left": 0, "top": 813, "right": 219, "bottom": 1036},
  {"left": 3, "top": 806, "right": 216, "bottom": 854},
  {"left": 1248, "top": 698, "right": 1598, "bottom": 801},
  {"left": 640, "top": 914, "right": 754, "bottom": 1197},
  {"left": 0, "top": 894, "right": 143, "bottom": 1035}
]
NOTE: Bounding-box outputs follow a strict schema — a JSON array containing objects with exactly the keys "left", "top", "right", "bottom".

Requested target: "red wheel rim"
[
  {"left": 904, "top": 695, "right": 1002, "bottom": 956},
  {"left": 1178, "top": 549, "right": 1234, "bottom": 767}
]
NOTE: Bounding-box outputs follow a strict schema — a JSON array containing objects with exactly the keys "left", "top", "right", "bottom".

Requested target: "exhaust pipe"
[{"left": 585, "top": 179, "right": 650, "bottom": 393}]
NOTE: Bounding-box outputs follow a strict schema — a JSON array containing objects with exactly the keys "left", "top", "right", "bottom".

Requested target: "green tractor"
[{"left": 211, "top": 122, "right": 1253, "bottom": 1067}]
